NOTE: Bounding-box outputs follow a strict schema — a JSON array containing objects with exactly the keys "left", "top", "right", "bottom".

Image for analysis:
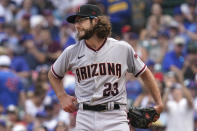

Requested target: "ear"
[{"left": 93, "top": 17, "right": 99, "bottom": 24}]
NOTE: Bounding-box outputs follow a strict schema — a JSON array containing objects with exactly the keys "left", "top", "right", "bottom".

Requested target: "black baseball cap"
[{"left": 67, "top": 4, "right": 102, "bottom": 23}]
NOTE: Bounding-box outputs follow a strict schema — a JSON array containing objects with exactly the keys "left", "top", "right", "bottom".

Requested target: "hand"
[
  {"left": 152, "top": 104, "right": 163, "bottom": 123},
  {"left": 58, "top": 94, "right": 78, "bottom": 113},
  {"left": 154, "top": 104, "right": 164, "bottom": 114}
]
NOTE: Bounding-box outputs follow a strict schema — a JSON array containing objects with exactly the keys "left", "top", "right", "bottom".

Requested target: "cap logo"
[{"left": 92, "top": 11, "right": 96, "bottom": 15}]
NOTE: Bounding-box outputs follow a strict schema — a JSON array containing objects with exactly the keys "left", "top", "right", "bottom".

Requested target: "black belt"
[{"left": 83, "top": 104, "right": 120, "bottom": 111}]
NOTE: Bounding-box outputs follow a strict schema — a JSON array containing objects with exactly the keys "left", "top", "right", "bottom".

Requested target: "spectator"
[
  {"left": 148, "top": 31, "right": 169, "bottom": 63},
  {"left": 0, "top": 0, "right": 14, "bottom": 23},
  {"left": 15, "top": 0, "right": 38, "bottom": 22},
  {"left": 173, "top": 6, "right": 184, "bottom": 24},
  {"left": 42, "top": 99, "right": 63, "bottom": 130},
  {"left": 162, "top": 83, "right": 194, "bottom": 131},
  {"left": 151, "top": 3, "right": 163, "bottom": 19},
  {"left": 29, "top": 111, "right": 48, "bottom": 131},
  {"left": 0, "top": 45, "right": 29, "bottom": 80},
  {"left": 180, "top": 1, "right": 196, "bottom": 23},
  {"left": 9, "top": 49, "right": 30, "bottom": 80},
  {"left": 42, "top": 102, "right": 57, "bottom": 130},
  {"left": 35, "top": 65, "right": 51, "bottom": 90},
  {"left": 0, "top": 55, "right": 25, "bottom": 109},
  {"left": 39, "top": 27, "right": 62, "bottom": 65},
  {"left": 22, "top": 37, "right": 45, "bottom": 70},
  {"left": 4, "top": 24, "right": 21, "bottom": 54},
  {"left": 183, "top": 42, "right": 197, "bottom": 81},
  {"left": 0, "top": 16, "right": 8, "bottom": 45},
  {"left": 18, "top": 13, "right": 31, "bottom": 35},
  {"left": 180, "top": 10, "right": 197, "bottom": 42},
  {"left": 162, "top": 36, "right": 185, "bottom": 73},
  {"left": 25, "top": 88, "right": 46, "bottom": 117},
  {"left": 6, "top": 105, "right": 25, "bottom": 131},
  {"left": 43, "top": 9, "right": 60, "bottom": 42},
  {"left": 140, "top": 15, "right": 160, "bottom": 40}
]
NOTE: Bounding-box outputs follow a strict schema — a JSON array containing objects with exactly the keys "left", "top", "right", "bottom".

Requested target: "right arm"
[
  {"left": 182, "top": 85, "right": 193, "bottom": 108},
  {"left": 48, "top": 70, "right": 77, "bottom": 113}
]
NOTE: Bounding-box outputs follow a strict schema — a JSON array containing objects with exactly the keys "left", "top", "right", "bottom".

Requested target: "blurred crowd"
[{"left": 0, "top": 0, "right": 196, "bottom": 131}]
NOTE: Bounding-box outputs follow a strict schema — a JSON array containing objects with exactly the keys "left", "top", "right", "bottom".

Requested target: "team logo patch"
[{"left": 134, "top": 53, "right": 138, "bottom": 58}]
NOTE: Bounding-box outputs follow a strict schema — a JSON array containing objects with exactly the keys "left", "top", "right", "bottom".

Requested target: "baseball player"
[{"left": 48, "top": 4, "right": 163, "bottom": 131}]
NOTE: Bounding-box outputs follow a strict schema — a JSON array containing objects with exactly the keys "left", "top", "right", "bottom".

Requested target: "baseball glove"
[{"left": 127, "top": 107, "right": 160, "bottom": 129}]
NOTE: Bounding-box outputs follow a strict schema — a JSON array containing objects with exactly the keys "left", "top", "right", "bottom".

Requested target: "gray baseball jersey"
[{"left": 51, "top": 38, "right": 146, "bottom": 105}]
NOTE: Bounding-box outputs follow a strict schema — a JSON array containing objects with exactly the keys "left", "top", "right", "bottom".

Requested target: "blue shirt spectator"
[
  {"left": 0, "top": 70, "right": 24, "bottom": 108},
  {"left": 0, "top": 56, "right": 24, "bottom": 108},
  {"left": 162, "top": 36, "right": 185, "bottom": 72},
  {"left": 162, "top": 50, "right": 184, "bottom": 72}
]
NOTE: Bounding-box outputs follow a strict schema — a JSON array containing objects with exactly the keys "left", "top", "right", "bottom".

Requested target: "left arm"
[
  {"left": 182, "top": 85, "right": 193, "bottom": 108},
  {"left": 140, "top": 68, "right": 164, "bottom": 114}
]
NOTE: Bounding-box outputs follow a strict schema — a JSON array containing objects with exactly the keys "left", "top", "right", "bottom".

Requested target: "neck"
[
  {"left": 85, "top": 35, "right": 106, "bottom": 50},
  {"left": 175, "top": 52, "right": 182, "bottom": 57}
]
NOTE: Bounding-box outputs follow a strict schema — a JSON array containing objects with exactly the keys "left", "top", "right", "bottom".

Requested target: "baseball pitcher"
[{"left": 48, "top": 4, "right": 163, "bottom": 131}]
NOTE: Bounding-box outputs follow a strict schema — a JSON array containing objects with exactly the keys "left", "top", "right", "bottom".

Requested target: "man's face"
[
  {"left": 172, "top": 88, "right": 183, "bottom": 101},
  {"left": 74, "top": 16, "right": 96, "bottom": 40},
  {"left": 174, "top": 44, "right": 184, "bottom": 54}
]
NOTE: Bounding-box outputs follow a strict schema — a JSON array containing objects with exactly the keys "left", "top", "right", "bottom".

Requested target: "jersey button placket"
[
  {"left": 93, "top": 52, "right": 98, "bottom": 84},
  {"left": 92, "top": 52, "right": 99, "bottom": 102}
]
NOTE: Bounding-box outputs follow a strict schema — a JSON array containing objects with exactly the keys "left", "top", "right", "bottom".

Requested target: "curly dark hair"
[{"left": 94, "top": 16, "right": 111, "bottom": 39}]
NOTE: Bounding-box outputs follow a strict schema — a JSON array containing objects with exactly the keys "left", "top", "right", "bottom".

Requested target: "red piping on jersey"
[
  {"left": 51, "top": 65, "right": 63, "bottom": 79},
  {"left": 85, "top": 38, "right": 107, "bottom": 52},
  {"left": 135, "top": 65, "right": 146, "bottom": 77}
]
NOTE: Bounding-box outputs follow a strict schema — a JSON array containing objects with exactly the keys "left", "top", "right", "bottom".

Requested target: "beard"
[{"left": 76, "top": 25, "right": 95, "bottom": 40}]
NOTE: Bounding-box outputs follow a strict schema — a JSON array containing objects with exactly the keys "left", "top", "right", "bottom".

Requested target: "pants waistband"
[{"left": 79, "top": 102, "right": 125, "bottom": 111}]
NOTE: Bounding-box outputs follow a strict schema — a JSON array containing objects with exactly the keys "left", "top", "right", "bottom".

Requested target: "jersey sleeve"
[
  {"left": 51, "top": 48, "right": 70, "bottom": 79},
  {"left": 127, "top": 45, "right": 147, "bottom": 77}
]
